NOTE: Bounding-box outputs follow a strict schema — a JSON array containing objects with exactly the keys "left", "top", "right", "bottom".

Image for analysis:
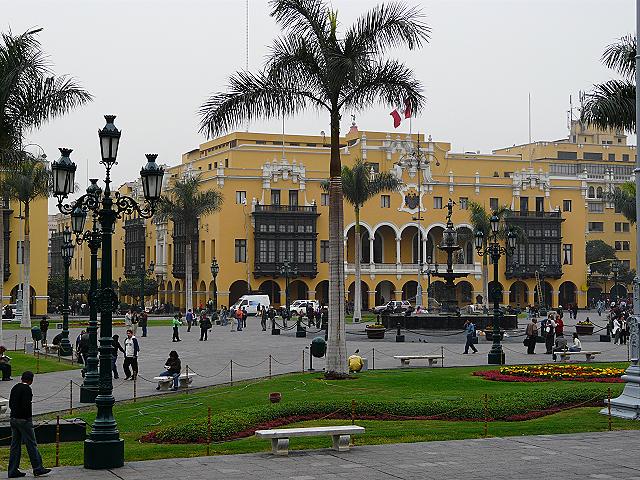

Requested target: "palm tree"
[
  {"left": 0, "top": 27, "right": 91, "bottom": 324},
  {"left": 468, "top": 202, "right": 512, "bottom": 307},
  {"left": 581, "top": 34, "right": 636, "bottom": 132},
  {"left": 199, "top": 0, "right": 428, "bottom": 378},
  {"left": 336, "top": 160, "right": 400, "bottom": 323},
  {"left": 156, "top": 173, "right": 223, "bottom": 315},
  {"left": 0, "top": 154, "right": 51, "bottom": 327},
  {"left": 607, "top": 181, "right": 636, "bottom": 224}
]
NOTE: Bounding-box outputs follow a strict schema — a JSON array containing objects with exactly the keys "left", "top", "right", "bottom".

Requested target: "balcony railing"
[
  {"left": 345, "top": 262, "right": 482, "bottom": 276},
  {"left": 254, "top": 204, "right": 317, "bottom": 213},
  {"left": 505, "top": 264, "right": 562, "bottom": 280},
  {"left": 507, "top": 211, "right": 561, "bottom": 218},
  {"left": 254, "top": 262, "right": 318, "bottom": 278}
]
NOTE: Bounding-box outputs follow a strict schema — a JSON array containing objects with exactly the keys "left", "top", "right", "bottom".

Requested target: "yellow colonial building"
[{"left": 57, "top": 120, "right": 636, "bottom": 313}]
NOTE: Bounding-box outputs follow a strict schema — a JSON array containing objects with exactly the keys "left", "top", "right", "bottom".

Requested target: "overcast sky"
[{"left": 2, "top": 0, "right": 635, "bottom": 212}]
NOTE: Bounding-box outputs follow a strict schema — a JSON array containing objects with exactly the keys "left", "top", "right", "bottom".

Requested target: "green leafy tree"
[
  {"left": 586, "top": 240, "right": 617, "bottom": 275},
  {"left": 0, "top": 27, "right": 91, "bottom": 321},
  {"left": 606, "top": 181, "right": 636, "bottom": 224},
  {"left": 0, "top": 154, "right": 51, "bottom": 326},
  {"left": 581, "top": 34, "right": 636, "bottom": 132},
  {"left": 118, "top": 277, "right": 159, "bottom": 305},
  {"left": 199, "top": 0, "right": 428, "bottom": 377},
  {"left": 156, "top": 173, "right": 223, "bottom": 315},
  {"left": 324, "top": 159, "right": 400, "bottom": 321}
]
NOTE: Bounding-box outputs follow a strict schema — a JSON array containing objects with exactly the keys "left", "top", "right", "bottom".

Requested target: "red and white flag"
[{"left": 390, "top": 99, "right": 412, "bottom": 128}]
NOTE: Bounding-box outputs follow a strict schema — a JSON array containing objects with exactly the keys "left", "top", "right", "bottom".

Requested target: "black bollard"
[{"left": 395, "top": 321, "right": 405, "bottom": 343}]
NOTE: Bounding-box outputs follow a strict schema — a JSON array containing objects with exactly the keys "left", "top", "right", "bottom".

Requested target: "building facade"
[{"left": 58, "top": 120, "right": 636, "bottom": 312}]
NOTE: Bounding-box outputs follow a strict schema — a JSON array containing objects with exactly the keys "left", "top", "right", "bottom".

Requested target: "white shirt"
[{"left": 124, "top": 336, "right": 137, "bottom": 357}]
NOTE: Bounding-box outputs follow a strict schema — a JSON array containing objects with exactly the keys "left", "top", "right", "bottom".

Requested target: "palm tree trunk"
[
  {"left": 353, "top": 207, "right": 362, "bottom": 323},
  {"left": 21, "top": 202, "right": 30, "bottom": 327},
  {"left": 0, "top": 200, "right": 4, "bottom": 323},
  {"left": 185, "top": 232, "right": 193, "bottom": 315},
  {"left": 326, "top": 110, "right": 348, "bottom": 378}
]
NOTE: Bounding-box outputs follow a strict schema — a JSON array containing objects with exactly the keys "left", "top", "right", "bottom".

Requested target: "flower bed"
[{"left": 474, "top": 364, "right": 624, "bottom": 383}]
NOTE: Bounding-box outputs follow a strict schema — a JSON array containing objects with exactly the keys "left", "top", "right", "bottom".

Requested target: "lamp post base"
[
  {"left": 84, "top": 438, "right": 124, "bottom": 469},
  {"left": 80, "top": 386, "right": 99, "bottom": 404},
  {"left": 487, "top": 350, "right": 505, "bottom": 365},
  {"left": 59, "top": 340, "right": 73, "bottom": 357}
]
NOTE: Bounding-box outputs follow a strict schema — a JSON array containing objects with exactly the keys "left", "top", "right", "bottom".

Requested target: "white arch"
[
  {"left": 425, "top": 222, "right": 447, "bottom": 237},
  {"left": 399, "top": 222, "right": 428, "bottom": 237},
  {"left": 343, "top": 221, "right": 374, "bottom": 238},
  {"left": 371, "top": 221, "right": 400, "bottom": 239}
]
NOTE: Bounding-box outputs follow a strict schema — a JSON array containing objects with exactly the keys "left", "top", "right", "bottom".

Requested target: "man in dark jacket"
[
  {"left": 139, "top": 310, "right": 148, "bottom": 337},
  {"left": 8, "top": 371, "right": 51, "bottom": 478},
  {"left": 157, "top": 351, "right": 181, "bottom": 391}
]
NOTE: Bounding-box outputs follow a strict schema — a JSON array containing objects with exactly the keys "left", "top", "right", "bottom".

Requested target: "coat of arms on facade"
[{"left": 404, "top": 192, "right": 420, "bottom": 210}]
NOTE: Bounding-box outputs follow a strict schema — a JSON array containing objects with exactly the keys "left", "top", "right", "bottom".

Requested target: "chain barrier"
[
  {"left": 32, "top": 383, "right": 69, "bottom": 404},
  {"left": 271, "top": 355, "right": 300, "bottom": 366},
  {"left": 189, "top": 362, "right": 231, "bottom": 379},
  {"left": 231, "top": 357, "right": 269, "bottom": 369}
]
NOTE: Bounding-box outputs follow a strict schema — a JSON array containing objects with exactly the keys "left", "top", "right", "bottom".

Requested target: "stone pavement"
[
  {"left": 48, "top": 430, "right": 640, "bottom": 479},
  {"left": 0, "top": 310, "right": 630, "bottom": 415}
]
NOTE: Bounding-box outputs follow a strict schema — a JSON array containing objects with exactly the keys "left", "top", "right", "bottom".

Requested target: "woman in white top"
[{"left": 569, "top": 332, "right": 582, "bottom": 352}]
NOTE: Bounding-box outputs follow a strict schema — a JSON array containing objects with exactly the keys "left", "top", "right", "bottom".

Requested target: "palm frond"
[
  {"left": 0, "top": 153, "right": 51, "bottom": 203},
  {"left": 580, "top": 79, "right": 635, "bottom": 132},
  {"left": 606, "top": 182, "right": 636, "bottom": 223},
  {"left": 269, "top": 0, "right": 330, "bottom": 48},
  {"left": 339, "top": 159, "right": 400, "bottom": 208},
  {"left": 155, "top": 174, "right": 224, "bottom": 228},
  {"left": 602, "top": 34, "right": 636, "bottom": 80}
]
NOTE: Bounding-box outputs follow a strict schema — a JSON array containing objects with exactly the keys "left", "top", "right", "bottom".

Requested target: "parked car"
[
  {"left": 372, "top": 300, "right": 412, "bottom": 314},
  {"left": 289, "top": 300, "right": 319, "bottom": 315}
]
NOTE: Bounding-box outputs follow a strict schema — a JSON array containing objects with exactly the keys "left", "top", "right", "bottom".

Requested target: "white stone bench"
[
  {"left": 44, "top": 344, "right": 60, "bottom": 354},
  {"left": 394, "top": 355, "right": 443, "bottom": 367},
  {"left": 153, "top": 372, "right": 195, "bottom": 390},
  {"left": 556, "top": 351, "right": 601, "bottom": 362},
  {"left": 255, "top": 425, "right": 365, "bottom": 455},
  {"left": 0, "top": 397, "right": 7, "bottom": 420}
]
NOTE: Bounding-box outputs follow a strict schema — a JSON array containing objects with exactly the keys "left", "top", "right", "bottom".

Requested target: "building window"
[
  {"left": 588, "top": 203, "right": 604, "bottom": 213},
  {"left": 588, "top": 222, "right": 604, "bottom": 232},
  {"left": 235, "top": 191, "right": 247, "bottom": 205},
  {"left": 208, "top": 163, "right": 212, "bottom": 170},
  {"left": 623, "top": 222, "right": 630, "bottom": 232},
  {"left": 214, "top": 162, "right": 218, "bottom": 168},
  {"left": 623, "top": 154, "right": 630, "bottom": 162},
  {"left": 623, "top": 260, "right": 631, "bottom": 269},
  {"left": 381, "top": 195, "right": 391, "bottom": 208},
  {"left": 623, "top": 241, "right": 630, "bottom": 251},
  {"left": 562, "top": 244, "right": 573, "bottom": 265},
  {"left": 584, "top": 152, "right": 603, "bottom": 161},
  {"left": 489, "top": 198, "right": 498, "bottom": 211},
  {"left": 224, "top": 158, "right": 229, "bottom": 168},
  {"left": 596, "top": 187, "right": 603, "bottom": 199},
  {"left": 562, "top": 200, "right": 572, "bottom": 212},
  {"left": 459, "top": 197, "right": 468, "bottom": 210},
  {"left": 321, "top": 193, "right": 329, "bottom": 206},
  {"left": 615, "top": 241, "right": 622, "bottom": 251},
  {"left": 434, "top": 197, "right": 443, "bottom": 209},
  {"left": 615, "top": 222, "right": 625, "bottom": 232},
  {"left": 234, "top": 239, "right": 247, "bottom": 262},
  {"left": 320, "top": 240, "right": 329, "bottom": 263},
  {"left": 557, "top": 151, "right": 577, "bottom": 160},
  {"left": 288, "top": 190, "right": 299, "bottom": 206},
  {"left": 608, "top": 153, "right": 615, "bottom": 162},
  {"left": 588, "top": 186, "right": 595, "bottom": 198},
  {"left": 271, "top": 189, "right": 281, "bottom": 205}
]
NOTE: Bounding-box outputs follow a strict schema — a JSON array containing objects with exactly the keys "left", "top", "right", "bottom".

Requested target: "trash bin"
[
  {"left": 310, "top": 336, "right": 327, "bottom": 358},
  {"left": 31, "top": 326, "right": 42, "bottom": 342}
]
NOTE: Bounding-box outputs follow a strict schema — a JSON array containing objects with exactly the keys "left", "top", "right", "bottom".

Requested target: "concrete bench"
[
  {"left": 44, "top": 344, "right": 60, "bottom": 354},
  {"left": 0, "top": 397, "right": 7, "bottom": 420},
  {"left": 394, "top": 355, "right": 443, "bottom": 367},
  {"left": 153, "top": 372, "right": 195, "bottom": 390},
  {"left": 255, "top": 425, "right": 365, "bottom": 455},
  {"left": 556, "top": 351, "right": 601, "bottom": 362}
]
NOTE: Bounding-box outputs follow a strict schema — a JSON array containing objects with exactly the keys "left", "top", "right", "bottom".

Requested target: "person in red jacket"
[{"left": 555, "top": 316, "right": 564, "bottom": 337}]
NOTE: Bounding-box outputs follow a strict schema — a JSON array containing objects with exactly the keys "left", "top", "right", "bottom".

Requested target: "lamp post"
[
  {"left": 138, "top": 254, "right": 154, "bottom": 313},
  {"left": 612, "top": 260, "right": 621, "bottom": 305},
  {"left": 51, "top": 115, "right": 164, "bottom": 469},
  {"left": 71, "top": 180, "right": 102, "bottom": 403},
  {"left": 474, "top": 214, "right": 517, "bottom": 365},
  {"left": 538, "top": 262, "right": 547, "bottom": 313},
  {"left": 425, "top": 255, "right": 433, "bottom": 308},
  {"left": 279, "top": 260, "right": 298, "bottom": 324},
  {"left": 60, "top": 227, "right": 75, "bottom": 356},
  {"left": 210, "top": 258, "right": 219, "bottom": 317}
]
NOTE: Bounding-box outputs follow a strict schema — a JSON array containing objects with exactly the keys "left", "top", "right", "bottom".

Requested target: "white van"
[{"left": 230, "top": 294, "right": 271, "bottom": 315}]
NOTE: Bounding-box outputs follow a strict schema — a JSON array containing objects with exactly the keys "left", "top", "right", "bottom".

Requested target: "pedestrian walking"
[
  {"left": 123, "top": 329, "right": 140, "bottom": 380},
  {"left": 39, "top": 316, "right": 49, "bottom": 346},
  {"left": 544, "top": 314, "right": 556, "bottom": 354},
  {"left": 463, "top": 319, "right": 477, "bottom": 354},
  {"left": 555, "top": 315, "right": 564, "bottom": 338},
  {"left": 131, "top": 311, "right": 139, "bottom": 336},
  {"left": 172, "top": 315, "right": 182, "bottom": 342},
  {"left": 242, "top": 307, "right": 248, "bottom": 328},
  {"left": 139, "top": 310, "right": 148, "bottom": 337},
  {"left": 8, "top": 371, "right": 51, "bottom": 478},
  {"left": 125, "top": 309, "right": 133, "bottom": 330},
  {"left": 613, "top": 317, "right": 622, "bottom": 344},
  {"left": 186, "top": 309, "right": 194, "bottom": 332},
  {"left": 0, "top": 346, "right": 12, "bottom": 381},
  {"left": 525, "top": 318, "right": 538, "bottom": 354},
  {"left": 199, "top": 313, "right": 212, "bottom": 341},
  {"left": 112, "top": 334, "right": 125, "bottom": 379},
  {"left": 235, "top": 307, "right": 243, "bottom": 332},
  {"left": 260, "top": 306, "right": 267, "bottom": 331}
]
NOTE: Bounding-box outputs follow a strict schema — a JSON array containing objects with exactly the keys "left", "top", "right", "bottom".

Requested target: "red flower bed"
[{"left": 474, "top": 369, "right": 623, "bottom": 383}]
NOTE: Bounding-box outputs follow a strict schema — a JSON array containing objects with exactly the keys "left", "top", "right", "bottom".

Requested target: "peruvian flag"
[{"left": 390, "top": 99, "right": 412, "bottom": 128}]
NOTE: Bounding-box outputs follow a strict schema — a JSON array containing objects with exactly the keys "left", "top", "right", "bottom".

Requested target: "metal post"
[
  {"left": 60, "top": 251, "right": 72, "bottom": 356},
  {"left": 133, "top": 376, "right": 137, "bottom": 403},
  {"left": 372, "top": 347, "right": 375, "bottom": 370},
  {"left": 81, "top": 219, "right": 100, "bottom": 403},
  {"left": 488, "top": 245, "right": 505, "bottom": 365},
  {"left": 186, "top": 365, "right": 189, "bottom": 394},
  {"left": 269, "top": 354, "right": 272, "bottom": 378},
  {"left": 230, "top": 359, "right": 233, "bottom": 385},
  {"left": 608, "top": 387, "right": 612, "bottom": 431},
  {"left": 206, "top": 406, "right": 212, "bottom": 456},
  {"left": 69, "top": 380, "right": 73, "bottom": 415},
  {"left": 139, "top": 254, "right": 145, "bottom": 313},
  {"left": 55, "top": 415, "right": 60, "bottom": 467},
  {"left": 483, "top": 393, "right": 488, "bottom": 437}
]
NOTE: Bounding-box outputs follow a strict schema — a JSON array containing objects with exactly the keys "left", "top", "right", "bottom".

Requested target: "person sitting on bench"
[
  {"left": 0, "top": 346, "right": 11, "bottom": 381},
  {"left": 569, "top": 333, "right": 582, "bottom": 352},
  {"left": 551, "top": 336, "right": 568, "bottom": 361},
  {"left": 157, "top": 350, "right": 181, "bottom": 391}
]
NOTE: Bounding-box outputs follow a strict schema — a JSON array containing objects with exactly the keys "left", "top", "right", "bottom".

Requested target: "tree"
[
  {"left": 468, "top": 202, "right": 513, "bottom": 307},
  {"left": 199, "top": 0, "right": 428, "bottom": 377},
  {"left": 156, "top": 174, "right": 223, "bottom": 315},
  {"left": 586, "top": 239, "right": 617, "bottom": 275},
  {"left": 118, "top": 277, "right": 159, "bottom": 304},
  {"left": 606, "top": 181, "right": 636, "bottom": 224},
  {"left": 0, "top": 154, "right": 51, "bottom": 326},
  {"left": 325, "top": 159, "right": 400, "bottom": 322},
  {"left": 0, "top": 27, "right": 91, "bottom": 321},
  {"left": 581, "top": 34, "right": 636, "bottom": 132}
]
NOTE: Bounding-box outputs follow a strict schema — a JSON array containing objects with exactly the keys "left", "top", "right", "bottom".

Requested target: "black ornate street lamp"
[
  {"left": 60, "top": 227, "right": 75, "bottom": 356},
  {"left": 71, "top": 180, "right": 102, "bottom": 404},
  {"left": 210, "top": 258, "right": 219, "bottom": 317},
  {"left": 612, "top": 260, "right": 621, "bottom": 305},
  {"left": 138, "top": 254, "right": 154, "bottom": 313},
  {"left": 51, "top": 115, "right": 164, "bottom": 470},
  {"left": 475, "top": 214, "right": 517, "bottom": 365},
  {"left": 279, "top": 260, "right": 298, "bottom": 324}
]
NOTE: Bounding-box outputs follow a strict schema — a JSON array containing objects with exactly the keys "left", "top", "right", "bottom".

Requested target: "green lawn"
[
  {"left": 3, "top": 351, "right": 78, "bottom": 375},
  {"left": 1, "top": 363, "right": 636, "bottom": 469}
]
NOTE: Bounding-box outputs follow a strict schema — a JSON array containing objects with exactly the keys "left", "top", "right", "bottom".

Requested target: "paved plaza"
[
  {"left": 0, "top": 310, "right": 630, "bottom": 415},
  {"left": 49, "top": 430, "right": 640, "bottom": 479}
]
